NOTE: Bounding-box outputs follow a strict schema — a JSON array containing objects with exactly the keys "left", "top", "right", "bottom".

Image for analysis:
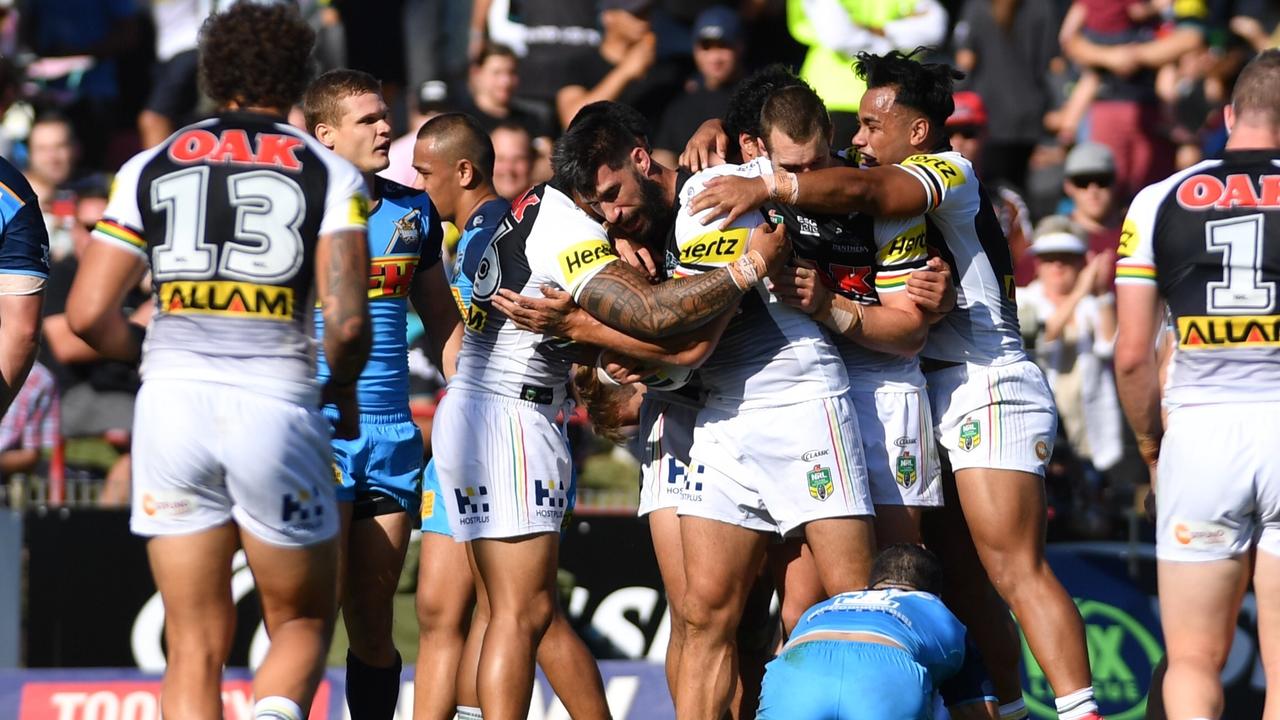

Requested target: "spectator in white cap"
[
  {"left": 1063, "top": 141, "right": 1124, "bottom": 259},
  {"left": 1019, "top": 216, "right": 1123, "bottom": 481}
]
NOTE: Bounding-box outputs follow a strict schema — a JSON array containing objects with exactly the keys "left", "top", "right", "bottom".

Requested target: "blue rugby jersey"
[{"left": 316, "top": 176, "right": 443, "bottom": 413}]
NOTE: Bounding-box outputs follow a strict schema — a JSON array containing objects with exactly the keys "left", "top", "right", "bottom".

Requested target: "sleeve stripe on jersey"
[
  {"left": 1115, "top": 264, "right": 1157, "bottom": 283},
  {"left": 93, "top": 219, "right": 146, "bottom": 250},
  {"left": 874, "top": 267, "right": 914, "bottom": 291},
  {"left": 897, "top": 163, "right": 942, "bottom": 210},
  {"left": 0, "top": 179, "right": 25, "bottom": 208}
]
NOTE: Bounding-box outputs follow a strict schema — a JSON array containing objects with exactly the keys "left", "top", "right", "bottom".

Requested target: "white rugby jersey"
[
  {"left": 1116, "top": 151, "right": 1280, "bottom": 407},
  {"left": 894, "top": 150, "right": 1026, "bottom": 366},
  {"left": 93, "top": 112, "right": 369, "bottom": 405},
  {"left": 672, "top": 159, "right": 848, "bottom": 410},
  {"left": 450, "top": 183, "right": 618, "bottom": 408}
]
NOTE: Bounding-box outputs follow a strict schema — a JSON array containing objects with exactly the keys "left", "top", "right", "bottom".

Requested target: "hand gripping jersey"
[
  {"left": 449, "top": 183, "right": 618, "bottom": 406},
  {"left": 792, "top": 588, "right": 992, "bottom": 707},
  {"left": 895, "top": 150, "right": 1026, "bottom": 366},
  {"left": 93, "top": 112, "right": 368, "bottom": 405},
  {"left": 672, "top": 159, "right": 848, "bottom": 409},
  {"left": 315, "top": 176, "right": 443, "bottom": 414},
  {"left": 1117, "top": 150, "right": 1280, "bottom": 407},
  {"left": 767, "top": 199, "right": 928, "bottom": 385}
]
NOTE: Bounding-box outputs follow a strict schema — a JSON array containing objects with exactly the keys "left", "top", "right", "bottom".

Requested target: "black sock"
[{"left": 345, "top": 649, "right": 402, "bottom": 720}]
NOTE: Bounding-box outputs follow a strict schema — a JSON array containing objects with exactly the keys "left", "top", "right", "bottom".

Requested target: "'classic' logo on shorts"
[
  {"left": 1173, "top": 520, "right": 1233, "bottom": 549},
  {"left": 958, "top": 417, "right": 981, "bottom": 452},
  {"left": 801, "top": 449, "right": 829, "bottom": 462},
  {"left": 142, "top": 491, "right": 195, "bottom": 519},
  {"left": 895, "top": 451, "right": 918, "bottom": 489},
  {"left": 807, "top": 465, "right": 834, "bottom": 501}
]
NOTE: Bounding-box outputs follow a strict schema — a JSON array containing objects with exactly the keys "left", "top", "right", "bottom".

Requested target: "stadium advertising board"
[{"left": 20, "top": 512, "right": 1268, "bottom": 717}]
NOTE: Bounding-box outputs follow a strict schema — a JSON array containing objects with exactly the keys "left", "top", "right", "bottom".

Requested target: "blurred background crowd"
[{"left": 3, "top": 0, "right": 1277, "bottom": 542}]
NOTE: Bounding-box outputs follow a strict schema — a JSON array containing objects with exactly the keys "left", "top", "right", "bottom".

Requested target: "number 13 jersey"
[
  {"left": 1117, "top": 150, "right": 1280, "bottom": 407},
  {"left": 92, "top": 111, "right": 369, "bottom": 405}
]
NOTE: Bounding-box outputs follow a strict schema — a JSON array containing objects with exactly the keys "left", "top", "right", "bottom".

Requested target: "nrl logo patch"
[
  {"left": 807, "top": 465, "right": 834, "bottom": 501},
  {"left": 895, "top": 451, "right": 918, "bottom": 489},
  {"left": 958, "top": 417, "right": 981, "bottom": 452}
]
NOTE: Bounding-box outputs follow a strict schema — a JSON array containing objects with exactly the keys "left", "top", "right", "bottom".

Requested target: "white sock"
[
  {"left": 1055, "top": 686, "right": 1099, "bottom": 719},
  {"left": 999, "top": 698, "right": 1030, "bottom": 720},
  {"left": 456, "top": 705, "right": 483, "bottom": 720},
  {"left": 254, "top": 696, "right": 304, "bottom": 720}
]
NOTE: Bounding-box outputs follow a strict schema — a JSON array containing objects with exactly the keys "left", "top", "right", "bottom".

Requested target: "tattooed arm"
[
  {"left": 575, "top": 220, "right": 789, "bottom": 340},
  {"left": 315, "top": 228, "right": 371, "bottom": 439}
]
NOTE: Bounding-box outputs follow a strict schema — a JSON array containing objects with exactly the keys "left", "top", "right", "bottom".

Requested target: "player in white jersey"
[
  {"left": 544, "top": 102, "right": 875, "bottom": 720},
  {"left": 65, "top": 5, "right": 370, "bottom": 720},
  {"left": 689, "top": 50, "right": 1102, "bottom": 720},
  {"left": 1115, "top": 50, "right": 1280, "bottom": 719},
  {"left": 432, "top": 100, "right": 792, "bottom": 718}
]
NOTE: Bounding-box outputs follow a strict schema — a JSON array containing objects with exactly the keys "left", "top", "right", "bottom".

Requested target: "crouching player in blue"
[
  {"left": 303, "top": 70, "right": 460, "bottom": 720},
  {"left": 759, "top": 544, "right": 998, "bottom": 720}
]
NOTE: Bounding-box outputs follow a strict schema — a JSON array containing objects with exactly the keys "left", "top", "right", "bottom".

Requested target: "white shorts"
[
  {"left": 926, "top": 360, "right": 1057, "bottom": 476},
  {"left": 637, "top": 396, "right": 698, "bottom": 517},
  {"left": 130, "top": 379, "right": 338, "bottom": 546},
  {"left": 851, "top": 383, "right": 943, "bottom": 507},
  {"left": 680, "top": 395, "right": 873, "bottom": 536},
  {"left": 432, "top": 388, "right": 572, "bottom": 541},
  {"left": 1156, "top": 402, "right": 1280, "bottom": 562}
]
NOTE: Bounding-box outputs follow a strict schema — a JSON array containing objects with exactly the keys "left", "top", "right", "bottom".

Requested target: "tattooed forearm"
[
  {"left": 319, "top": 229, "right": 371, "bottom": 385},
  {"left": 577, "top": 261, "right": 744, "bottom": 340}
]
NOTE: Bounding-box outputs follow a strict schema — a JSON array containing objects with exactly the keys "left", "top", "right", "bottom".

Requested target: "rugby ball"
[{"left": 641, "top": 364, "right": 694, "bottom": 391}]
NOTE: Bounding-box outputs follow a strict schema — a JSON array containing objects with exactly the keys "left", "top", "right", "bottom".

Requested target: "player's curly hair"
[
  {"left": 855, "top": 48, "right": 965, "bottom": 133},
  {"left": 199, "top": 2, "right": 316, "bottom": 112},
  {"left": 552, "top": 101, "right": 650, "bottom": 199},
  {"left": 724, "top": 65, "right": 807, "bottom": 154},
  {"left": 571, "top": 365, "right": 638, "bottom": 446}
]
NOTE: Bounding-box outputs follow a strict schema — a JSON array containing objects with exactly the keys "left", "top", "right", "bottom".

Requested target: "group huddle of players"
[{"left": 59, "top": 3, "right": 1280, "bottom": 720}]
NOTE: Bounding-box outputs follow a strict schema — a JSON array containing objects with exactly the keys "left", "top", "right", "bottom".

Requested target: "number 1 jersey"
[{"left": 93, "top": 111, "right": 369, "bottom": 405}]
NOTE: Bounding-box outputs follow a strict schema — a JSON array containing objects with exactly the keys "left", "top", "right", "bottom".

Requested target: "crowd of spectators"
[{"left": 2, "top": 0, "right": 1277, "bottom": 534}]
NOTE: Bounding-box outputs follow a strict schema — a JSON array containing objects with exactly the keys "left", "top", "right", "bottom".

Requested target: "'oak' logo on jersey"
[
  {"left": 1177, "top": 314, "right": 1280, "bottom": 349},
  {"left": 1176, "top": 173, "right": 1280, "bottom": 210},
  {"left": 559, "top": 239, "right": 617, "bottom": 286},
  {"left": 679, "top": 228, "right": 748, "bottom": 266},
  {"left": 159, "top": 280, "right": 293, "bottom": 320},
  {"left": 368, "top": 257, "right": 417, "bottom": 299},
  {"left": 169, "top": 129, "right": 304, "bottom": 171}
]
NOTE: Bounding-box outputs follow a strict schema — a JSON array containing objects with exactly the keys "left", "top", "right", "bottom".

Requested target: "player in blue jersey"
[
  {"left": 303, "top": 70, "right": 460, "bottom": 720},
  {"left": 0, "top": 155, "right": 50, "bottom": 416},
  {"left": 759, "top": 544, "right": 997, "bottom": 720},
  {"left": 411, "top": 112, "right": 609, "bottom": 720}
]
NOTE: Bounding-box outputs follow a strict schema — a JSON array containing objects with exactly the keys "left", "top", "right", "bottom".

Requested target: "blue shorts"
[
  {"left": 758, "top": 641, "right": 931, "bottom": 720},
  {"left": 419, "top": 457, "right": 579, "bottom": 537},
  {"left": 328, "top": 409, "right": 423, "bottom": 515}
]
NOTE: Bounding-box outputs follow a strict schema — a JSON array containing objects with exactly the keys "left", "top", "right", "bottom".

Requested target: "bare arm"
[
  {"left": 66, "top": 242, "right": 148, "bottom": 363},
  {"left": 773, "top": 261, "right": 928, "bottom": 357},
  {"left": 493, "top": 285, "right": 736, "bottom": 366},
  {"left": 1113, "top": 283, "right": 1164, "bottom": 467},
  {"left": 688, "top": 165, "right": 931, "bottom": 228},
  {"left": 315, "top": 229, "right": 371, "bottom": 387},
  {"left": 0, "top": 293, "right": 42, "bottom": 416},
  {"left": 0, "top": 448, "right": 39, "bottom": 475},
  {"left": 555, "top": 34, "right": 656, "bottom": 127},
  {"left": 410, "top": 259, "right": 461, "bottom": 377},
  {"left": 575, "top": 220, "right": 789, "bottom": 339}
]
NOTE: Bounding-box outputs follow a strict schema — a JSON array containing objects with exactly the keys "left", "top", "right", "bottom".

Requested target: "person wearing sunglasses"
[{"left": 1063, "top": 142, "right": 1124, "bottom": 262}]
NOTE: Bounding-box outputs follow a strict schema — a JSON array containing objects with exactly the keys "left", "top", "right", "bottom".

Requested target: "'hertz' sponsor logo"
[
  {"left": 1177, "top": 314, "right": 1280, "bottom": 349},
  {"left": 1176, "top": 173, "right": 1280, "bottom": 210},
  {"left": 368, "top": 257, "right": 418, "bottom": 298},
  {"left": 558, "top": 239, "right": 617, "bottom": 285},
  {"left": 679, "top": 228, "right": 748, "bottom": 266},
  {"left": 902, "top": 154, "right": 964, "bottom": 189},
  {"left": 159, "top": 280, "right": 293, "bottom": 320},
  {"left": 877, "top": 223, "right": 928, "bottom": 265}
]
